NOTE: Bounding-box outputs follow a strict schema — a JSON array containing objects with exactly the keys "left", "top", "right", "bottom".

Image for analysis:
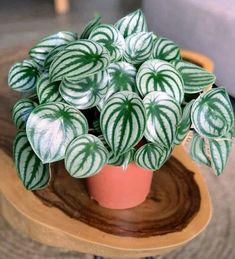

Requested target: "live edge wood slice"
[{"left": 0, "top": 47, "right": 213, "bottom": 258}]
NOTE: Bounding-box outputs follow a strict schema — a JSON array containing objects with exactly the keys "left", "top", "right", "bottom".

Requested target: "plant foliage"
[{"left": 8, "top": 9, "right": 234, "bottom": 190}]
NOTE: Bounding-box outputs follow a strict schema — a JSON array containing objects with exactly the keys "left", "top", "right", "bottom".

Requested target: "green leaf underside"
[
  {"left": 191, "top": 88, "right": 234, "bottom": 138},
  {"left": 44, "top": 44, "right": 67, "bottom": 69},
  {"left": 13, "top": 131, "right": 50, "bottom": 190},
  {"left": 60, "top": 70, "right": 109, "bottom": 109},
  {"left": 97, "top": 61, "right": 137, "bottom": 110},
  {"left": 190, "top": 133, "right": 211, "bottom": 166},
  {"left": 8, "top": 60, "right": 39, "bottom": 92},
  {"left": 108, "top": 148, "right": 135, "bottom": 167},
  {"left": 29, "top": 31, "right": 77, "bottom": 67},
  {"left": 12, "top": 98, "right": 37, "bottom": 129},
  {"left": 151, "top": 37, "right": 181, "bottom": 62},
  {"left": 37, "top": 73, "right": 64, "bottom": 104},
  {"left": 172, "top": 60, "right": 216, "bottom": 93},
  {"left": 115, "top": 9, "right": 148, "bottom": 38},
  {"left": 80, "top": 15, "right": 101, "bottom": 39},
  {"left": 26, "top": 102, "right": 88, "bottom": 163},
  {"left": 65, "top": 134, "right": 109, "bottom": 178},
  {"left": 208, "top": 129, "right": 233, "bottom": 176},
  {"left": 89, "top": 24, "right": 125, "bottom": 62},
  {"left": 143, "top": 91, "right": 182, "bottom": 148},
  {"left": 49, "top": 40, "right": 110, "bottom": 82},
  {"left": 124, "top": 32, "right": 153, "bottom": 64},
  {"left": 136, "top": 59, "right": 184, "bottom": 103},
  {"left": 100, "top": 91, "right": 146, "bottom": 156},
  {"left": 174, "top": 99, "right": 195, "bottom": 144},
  {"left": 134, "top": 143, "right": 170, "bottom": 170}
]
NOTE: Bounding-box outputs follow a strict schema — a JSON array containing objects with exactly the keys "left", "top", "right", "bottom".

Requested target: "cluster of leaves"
[{"left": 9, "top": 10, "right": 234, "bottom": 191}]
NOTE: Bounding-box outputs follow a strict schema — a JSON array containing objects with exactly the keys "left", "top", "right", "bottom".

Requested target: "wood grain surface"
[
  {"left": 0, "top": 47, "right": 212, "bottom": 257},
  {"left": 35, "top": 158, "right": 201, "bottom": 237}
]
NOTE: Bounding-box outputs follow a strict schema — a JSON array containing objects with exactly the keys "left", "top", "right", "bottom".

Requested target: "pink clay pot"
[{"left": 87, "top": 163, "right": 153, "bottom": 210}]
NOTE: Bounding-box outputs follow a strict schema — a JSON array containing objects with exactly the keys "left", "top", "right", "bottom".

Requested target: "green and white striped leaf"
[
  {"left": 65, "top": 134, "right": 109, "bottom": 178},
  {"left": 191, "top": 88, "right": 234, "bottom": 138},
  {"left": 80, "top": 15, "right": 101, "bottom": 39},
  {"left": 108, "top": 148, "right": 135, "bottom": 167},
  {"left": 136, "top": 59, "right": 184, "bottom": 103},
  {"left": 49, "top": 40, "right": 110, "bottom": 82},
  {"left": 93, "top": 119, "right": 102, "bottom": 134},
  {"left": 37, "top": 72, "right": 64, "bottom": 104},
  {"left": 174, "top": 99, "right": 195, "bottom": 144},
  {"left": 59, "top": 70, "right": 109, "bottom": 109},
  {"left": 151, "top": 37, "right": 181, "bottom": 62},
  {"left": 134, "top": 143, "right": 171, "bottom": 170},
  {"left": 97, "top": 61, "right": 137, "bottom": 110},
  {"left": 208, "top": 129, "right": 233, "bottom": 176},
  {"left": 115, "top": 9, "right": 148, "bottom": 38},
  {"left": 143, "top": 91, "right": 182, "bottom": 148},
  {"left": 26, "top": 102, "right": 88, "bottom": 163},
  {"left": 171, "top": 60, "right": 216, "bottom": 93},
  {"left": 8, "top": 59, "right": 39, "bottom": 92},
  {"left": 124, "top": 32, "right": 153, "bottom": 65},
  {"left": 100, "top": 91, "right": 146, "bottom": 156},
  {"left": 89, "top": 24, "right": 125, "bottom": 62},
  {"left": 44, "top": 44, "right": 67, "bottom": 69},
  {"left": 29, "top": 31, "right": 77, "bottom": 67},
  {"left": 12, "top": 98, "right": 37, "bottom": 129},
  {"left": 13, "top": 131, "right": 50, "bottom": 190},
  {"left": 190, "top": 133, "right": 211, "bottom": 166}
]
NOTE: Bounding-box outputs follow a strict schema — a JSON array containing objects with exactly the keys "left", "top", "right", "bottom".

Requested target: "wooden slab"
[
  {"left": 0, "top": 47, "right": 212, "bottom": 257},
  {"left": 34, "top": 155, "right": 201, "bottom": 237}
]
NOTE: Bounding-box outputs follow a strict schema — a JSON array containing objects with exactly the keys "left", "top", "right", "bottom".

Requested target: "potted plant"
[{"left": 8, "top": 9, "right": 234, "bottom": 210}]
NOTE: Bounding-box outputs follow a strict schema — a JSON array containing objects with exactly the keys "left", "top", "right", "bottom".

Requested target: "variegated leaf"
[
  {"left": 29, "top": 31, "right": 77, "bottom": 67},
  {"left": 97, "top": 61, "right": 137, "bottom": 110},
  {"left": 59, "top": 70, "right": 109, "bottom": 109},
  {"left": 134, "top": 143, "right": 171, "bottom": 170},
  {"left": 37, "top": 72, "right": 64, "bottom": 104},
  {"left": 115, "top": 9, "right": 148, "bottom": 38},
  {"left": 65, "top": 134, "right": 109, "bottom": 178},
  {"left": 108, "top": 148, "right": 135, "bottom": 167},
  {"left": 26, "top": 102, "right": 88, "bottom": 163},
  {"left": 136, "top": 59, "right": 184, "bottom": 103},
  {"left": 151, "top": 37, "right": 181, "bottom": 62},
  {"left": 100, "top": 91, "right": 146, "bottom": 156},
  {"left": 171, "top": 60, "right": 216, "bottom": 93},
  {"left": 208, "top": 129, "right": 233, "bottom": 176},
  {"left": 191, "top": 88, "right": 234, "bottom": 138},
  {"left": 80, "top": 15, "right": 101, "bottom": 39},
  {"left": 12, "top": 98, "right": 37, "bottom": 129},
  {"left": 93, "top": 119, "right": 102, "bottom": 134},
  {"left": 124, "top": 32, "right": 153, "bottom": 65},
  {"left": 44, "top": 44, "right": 67, "bottom": 69},
  {"left": 13, "top": 131, "right": 50, "bottom": 190},
  {"left": 143, "top": 91, "right": 182, "bottom": 148},
  {"left": 174, "top": 99, "right": 195, "bottom": 144},
  {"left": 89, "top": 24, "right": 125, "bottom": 62},
  {"left": 8, "top": 59, "right": 39, "bottom": 92},
  {"left": 190, "top": 133, "right": 211, "bottom": 166},
  {"left": 49, "top": 40, "right": 110, "bottom": 82}
]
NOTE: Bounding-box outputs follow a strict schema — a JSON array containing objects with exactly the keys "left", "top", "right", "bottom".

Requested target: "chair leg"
[
  {"left": 93, "top": 256, "right": 104, "bottom": 259},
  {"left": 54, "top": 0, "right": 70, "bottom": 14}
]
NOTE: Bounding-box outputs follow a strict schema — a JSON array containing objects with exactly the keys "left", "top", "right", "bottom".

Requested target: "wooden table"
[{"left": 0, "top": 47, "right": 212, "bottom": 258}]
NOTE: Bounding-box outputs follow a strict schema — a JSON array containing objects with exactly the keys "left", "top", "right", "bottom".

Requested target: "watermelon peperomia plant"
[{"left": 8, "top": 9, "right": 234, "bottom": 190}]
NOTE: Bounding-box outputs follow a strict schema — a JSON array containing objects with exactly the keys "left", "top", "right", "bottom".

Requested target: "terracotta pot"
[{"left": 87, "top": 163, "right": 153, "bottom": 209}]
